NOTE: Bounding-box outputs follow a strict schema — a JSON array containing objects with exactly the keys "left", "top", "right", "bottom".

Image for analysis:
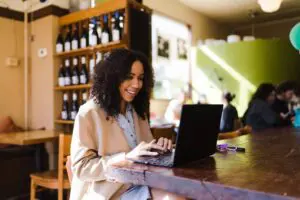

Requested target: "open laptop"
[{"left": 129, "top": 104, "right": 223, "bottom": 167}]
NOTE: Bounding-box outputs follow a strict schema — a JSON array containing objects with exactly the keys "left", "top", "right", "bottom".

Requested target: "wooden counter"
[{"left": 107, "top": 127, "right": 300, "bottom": 200}]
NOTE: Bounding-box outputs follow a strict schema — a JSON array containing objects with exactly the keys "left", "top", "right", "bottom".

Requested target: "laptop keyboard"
[{"left": 135, "top": 150, "right": 175, "bottom": 167}]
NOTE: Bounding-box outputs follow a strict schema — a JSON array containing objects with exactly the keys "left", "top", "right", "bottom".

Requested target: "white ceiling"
[{"left": 178, "top": 0, "right": 300, "bottom": 24}]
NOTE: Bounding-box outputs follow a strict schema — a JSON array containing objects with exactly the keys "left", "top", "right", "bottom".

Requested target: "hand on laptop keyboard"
[
  {"left": 156, "top": 137, "right": 172, "bottom": 153},
  {"left": 126, "top": 139, "right": 166, "bottom": 159}
]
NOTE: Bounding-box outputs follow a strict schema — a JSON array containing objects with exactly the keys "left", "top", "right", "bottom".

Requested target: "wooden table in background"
[
  {"left": 0, "top": 130, "right": 59, "bottom": 171},
  {"left": 107, "top": 127, "right": 300, "bottom": 200},
  {"left": 0, "top": 130, "right": 59, "bottom": 145}
]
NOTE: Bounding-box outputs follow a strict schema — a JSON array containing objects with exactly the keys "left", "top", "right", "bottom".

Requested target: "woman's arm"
[{"left": 71, "top": 113, "right": 126, "bottom": 182}]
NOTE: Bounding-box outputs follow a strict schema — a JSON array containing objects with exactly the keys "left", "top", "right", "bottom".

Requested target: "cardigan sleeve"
[{"left": 71, "top": 112, "right": 126, "bottom": 182}]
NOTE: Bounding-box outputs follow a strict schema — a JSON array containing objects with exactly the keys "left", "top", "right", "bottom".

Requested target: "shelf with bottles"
[
  {"left": 58, "top": 90, "right": 89, "bottom": 122},
  {"left": 55, "top": 41, "right": 127, "bottom": 57},
  {"left": 56, "top": 55, "right": 93, "bottom": 89},
  {"left": 55, "top": 10, "right": 127, "bottom": 57}
]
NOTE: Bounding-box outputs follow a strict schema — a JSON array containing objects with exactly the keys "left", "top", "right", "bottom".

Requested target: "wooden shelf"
[
  {"left": 55, "top": 120, "right": 74, "bottom": 125},
  {"left": 54, "top": 84, "right": 92, "bottom": 91},
  {"left": 55, "top": 41, "right": 127, "bottom": 57}
]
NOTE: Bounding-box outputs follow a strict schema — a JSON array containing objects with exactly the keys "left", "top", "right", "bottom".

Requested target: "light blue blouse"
[{"left": 116, "top": 104, "right": 151, "bottom": 200}]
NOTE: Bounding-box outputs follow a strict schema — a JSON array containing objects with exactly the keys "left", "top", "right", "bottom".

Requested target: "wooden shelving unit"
[
  {"left": 55, "top": 41, "right": 127, "bottom": 57},
  {"left": 54, "top": 0, "right": 152, "bottom": 133},
  {"left": 55, "top": 120, "right": 74, "bottom": 125},
  {"left": 54, "top": 84, "right": 92, "bottom": 91}
]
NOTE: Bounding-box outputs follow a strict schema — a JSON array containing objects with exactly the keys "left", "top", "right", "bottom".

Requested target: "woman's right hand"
[{"left": 126, "top": 139, "right": 165, "bottom": 159}]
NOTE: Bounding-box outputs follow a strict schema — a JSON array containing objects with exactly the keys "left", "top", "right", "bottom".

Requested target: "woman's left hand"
[{"left": 156, "top": 137, "right": 172, "bottom": 153}]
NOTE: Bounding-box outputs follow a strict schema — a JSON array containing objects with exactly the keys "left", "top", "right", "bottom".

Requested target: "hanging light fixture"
[{"left": 257, "top": 0, "right": 282, "bottom": 13}]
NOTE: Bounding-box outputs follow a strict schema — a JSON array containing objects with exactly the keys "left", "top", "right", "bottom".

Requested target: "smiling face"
[{"left": 119, "top": 60, "right": 144, "bottom": 104}]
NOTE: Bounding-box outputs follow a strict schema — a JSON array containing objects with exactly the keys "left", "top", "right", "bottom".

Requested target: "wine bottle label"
[
  {"left": 73, "top": 58, "right": 78, "bottom": 66},
  {"left": 73, "top": 93, "right": 78, "bottom": 100},
  {"left": 61, "top": 111, "right": 68, "bottom": 120},
  {"left": 90, "top": 35, "right": 97, "bottom": 46},
  {"left": 65, "top": 59, "right": 70, "bottom": 66},
  {"left": 96, "top": 52, "right": 102, "bottom": 64},
  {"left": 81, "top": 57, "right": 86, "bottom": 64},
  {"left": 81, "top": 38, "right": 87, "bottom": 48},
  {"left": 64, "top": 42, "right": 70, "bottom": 51},
  {"left": 72, "top": 40, "right": 78, "bottom": 50},
  {"left": 63, "top": 94, "right": 68, "bottom": 101},
  {"left": 80, "top": 75, "right": 87, "bottom": 84},
  {"left": 72, "top": 76, "right": 79, "bottom": 85},
  {"left": 82, "top": 93, "right": 88, "bottom": 100},
  {"left": 101, "top": 32, "right": 109, "bottom": 44},
  {"left": 58, "top": 77, "right": 65, "bottom": 87},
  {"left": 56, "top": 43, "right": 63, "bottom": 53},
  {"left": 71, "top": 111, "right": 77, "bottom": 120},
  {"left": 112, "top": 29, "right": 120, "bottom": 41},
  {"left": 89, "top": 61, "right": 95, "bottom": 76},
  {"left": 65, "top": 77, "right": 71, "bottom": 85}
]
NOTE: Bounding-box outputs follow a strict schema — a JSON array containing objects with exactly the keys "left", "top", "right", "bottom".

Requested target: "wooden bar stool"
[{"left": 30, "top": 134, "right": 72, "bottom": 200}]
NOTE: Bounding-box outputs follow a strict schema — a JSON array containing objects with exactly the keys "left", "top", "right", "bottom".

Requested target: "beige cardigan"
[{"left": 70, "top": 100, "right": 153, "bottom": 200}]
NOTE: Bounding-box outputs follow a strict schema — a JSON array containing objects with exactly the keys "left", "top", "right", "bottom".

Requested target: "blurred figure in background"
[
  {"left": 164, "top": 89, "right": 192, "bottom": 127},
  {"left": 243, "top": 83, "right": 279, "bottom": 131},
  {"left": 220, "top": 92, "right": 238, "bottom": 133},
  {"left": 272, "top": 80, "right": 297, "bottom": 126}
]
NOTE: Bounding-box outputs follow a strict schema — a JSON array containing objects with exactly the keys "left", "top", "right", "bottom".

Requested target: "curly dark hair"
[{"left": 91, "top": 48, "right": 154, "bottom": 120}]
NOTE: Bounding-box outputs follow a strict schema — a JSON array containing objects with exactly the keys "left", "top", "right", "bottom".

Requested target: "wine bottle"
[
  {"left": 72, "top": 57, "right": 80, "bottom": 85},
  {"left": 61, "top": 93, "right": 69, "bottom": 120},
  {"left": 112, "top": 11, "right": 122, "bottom": 42},
  {"left": 58, "top": 64, "right": 65, "bottom": 87},
  {"left": 64, "top": 25, "right": 71, "bottom": 52},
  {"left": 71, "top": 91, "right": 79, "bottom": 120},
  {"left": 64, "top": 59, "right": 72, "bottom": 86},
  {"left": 89, "top": 18, "right": 99, "bottom": 46},
  {"left": 101, "top": 15, "right": 111, "bottom": 44},
  {"left": 71, "top": 24, "right": 79, "bottom": 50},
  {"left": 119, "top": 11, "right": 124, "bottom": 30},
  {"left": 96, "top": 17, "right": 102, "bottom": 44},
  {"left": 56, "top": 29, "right": 64, "bottom": 53},
  {"left": 82, "top": 90, "right": 88, "bottom": 105},
  {"left": 80, "top": 56, "right": 89, "bottom": 84},
  {"left": 89, "top": 57, "right": 95, "bottom": 78},
  {"left": 80, "top": 23, "right": 89, "bottom": 49}
]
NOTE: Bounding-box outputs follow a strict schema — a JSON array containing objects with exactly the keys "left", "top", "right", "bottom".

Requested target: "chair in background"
[
  {"left": 30, "top": 134, "right": 71, "bottom": 200},
  {"left": 151, "top": 124, "right": 176, "bottom": 143}
]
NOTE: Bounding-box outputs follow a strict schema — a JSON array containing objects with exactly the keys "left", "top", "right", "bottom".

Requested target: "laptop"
[{"left": 129, "top": 104, "right": 223, "bottom": 167}]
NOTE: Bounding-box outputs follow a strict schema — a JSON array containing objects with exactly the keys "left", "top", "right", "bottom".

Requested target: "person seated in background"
[
  {"left": 272, "top": 80, "right": 297, "bottom": 126},
  {"left": 243, "top": 83, "right": 279, "bottom": 131},
  {"left": 164, "top": 89, "right": 192, "bottom": 127},
  {"left": 220, "top": 92, "right": 238, "bottom": 133}
]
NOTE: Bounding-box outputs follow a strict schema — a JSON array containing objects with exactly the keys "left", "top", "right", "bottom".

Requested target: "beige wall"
[
  {"left": 29, "top": 15, "right": 59, "bottom": 130},
  {"left": 0, "top": 17, "right": 25, "bottom": 127},
  {"left": 234, "top": 18, "right": 300, "bottom": 39},
  {"left": 144, "top": 0, "right": 229, "bottom": 44}
]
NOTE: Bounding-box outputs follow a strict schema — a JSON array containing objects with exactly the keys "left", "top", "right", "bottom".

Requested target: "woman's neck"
[{"left": 120, "top": 100, "right": 127, "bottom": 115}]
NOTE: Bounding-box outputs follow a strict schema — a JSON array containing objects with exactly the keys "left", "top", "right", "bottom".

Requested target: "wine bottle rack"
[{"left": 54, "top": 0, "right": 152, "bottom": 133}]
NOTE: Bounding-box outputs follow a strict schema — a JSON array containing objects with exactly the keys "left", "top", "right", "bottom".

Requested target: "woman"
[
  {"left": 70, "top": 49, "right": 185, "bottom": 200},
  {"left": 244, "top": 83, "right": 279, "bottom": 131},
  {"left": 220, "top": 92, "right": 238, "bottom": 133}
]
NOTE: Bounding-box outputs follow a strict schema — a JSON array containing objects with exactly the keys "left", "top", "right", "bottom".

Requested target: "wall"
[
  {"left": 194, "top": 39, "right": 300, "bottom": 116},
  {"left": 234, "top": 18, "right": 300, "bottom": 40},
  {"left": 0, "top": 0, "right": 69, "bottom": 12},
  {"left": 29, "top": 15, "right": 58, "bottom": 130},
  {"left": 0, "top": 17, "right": 25, "bottom": 127},
  {"left": 143, "top": 0, "right": 229, "bottom": 44}
]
